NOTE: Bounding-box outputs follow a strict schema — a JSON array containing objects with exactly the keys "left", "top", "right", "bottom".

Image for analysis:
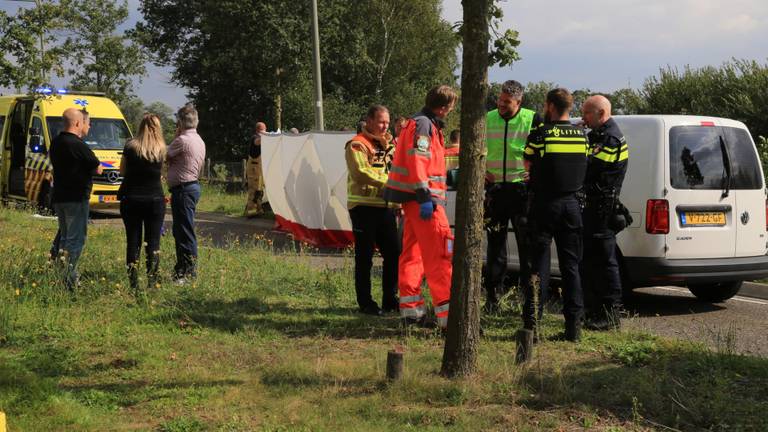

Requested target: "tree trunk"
[{"left": 440, "top": 0, "right": 491, "bottom": 378}]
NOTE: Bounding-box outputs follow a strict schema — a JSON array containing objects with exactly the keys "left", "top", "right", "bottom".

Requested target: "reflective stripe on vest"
[{"left": 486, "top": 108, "right": 535, "bottom": 183}]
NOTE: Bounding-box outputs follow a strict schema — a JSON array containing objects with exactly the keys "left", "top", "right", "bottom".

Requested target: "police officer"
[
  {"left": 245, "top": 122, "right": 267, "bottom": 218},
  {"left": 581, "top": 95, "right": 629, "bottom": 330},
  {"left": 345, "top": 105, "right": 399, "bottom": 315},
  {"left": 384, "top": 85, "right": 457, "bottom": 329},
  {"left": 524, "top": 88, "right": 589, "bottom": 341},
  {"left": 484, "top": 80, "right": 545, "bottom": 313}
]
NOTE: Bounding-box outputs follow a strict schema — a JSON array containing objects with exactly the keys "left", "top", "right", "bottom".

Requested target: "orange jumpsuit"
[{"left": 384, "top": 109, "right": 453, "bottom": 327}]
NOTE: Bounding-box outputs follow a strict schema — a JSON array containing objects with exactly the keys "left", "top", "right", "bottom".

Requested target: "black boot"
[
  {"left": 147, "top": 253, "right": 161, "bottom": 289},
  {"left": 585, "top": 305, "right": 621, "bottom": 331},
  {"left": 128, "top": 265, "right": 140, "bottom": 295},
  {"left": 564, "top": 320, "right": 581, "bottom": 342}
]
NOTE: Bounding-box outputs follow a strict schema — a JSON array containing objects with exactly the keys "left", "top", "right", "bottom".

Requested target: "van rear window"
[{"left": 669, "top": 126, "right": 763, "bottom": 190}]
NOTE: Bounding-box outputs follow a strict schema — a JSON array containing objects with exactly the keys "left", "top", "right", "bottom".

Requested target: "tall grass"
[{"left": 0, "top": 206, "right": 766, "bottom": 431}]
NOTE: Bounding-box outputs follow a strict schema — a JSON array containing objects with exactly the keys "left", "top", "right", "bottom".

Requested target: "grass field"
[
  {"left": 195, "top": 183, "right": 249, "bottom": 217},
  {"left": 0, "top": 206, "right": 766, "bottom": 431}
]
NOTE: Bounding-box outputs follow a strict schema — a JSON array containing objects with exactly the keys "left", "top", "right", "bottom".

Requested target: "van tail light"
[{"left": 646, "top": 199, "right": 669, "bottom": 234}]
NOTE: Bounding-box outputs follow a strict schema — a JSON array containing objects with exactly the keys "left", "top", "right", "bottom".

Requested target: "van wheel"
[{"left": 688, "top": 281, "right": 742, "bottom": 303}]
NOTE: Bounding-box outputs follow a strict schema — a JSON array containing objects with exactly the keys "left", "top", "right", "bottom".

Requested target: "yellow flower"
[
  {"left": 15, "top": 289, "right": 20, "bottom": 296},
  {"left": 31, "top": 282, "right": 37, "bottom": 288}
]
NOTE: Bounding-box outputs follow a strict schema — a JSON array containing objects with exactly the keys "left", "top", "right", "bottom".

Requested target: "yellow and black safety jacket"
[
  {"left": 524, "top": 120, "right": 589, "bottom": 195},
  {"left": 585, "top": 117, "right": 629, "bottom": 194},
  {"left": 345, "top": 130, "right": 395, "bottom": 209}
]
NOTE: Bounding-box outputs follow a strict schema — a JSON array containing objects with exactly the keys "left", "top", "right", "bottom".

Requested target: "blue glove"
[{"left": 419, "top": 201, "right": 434, "bottom": 220}]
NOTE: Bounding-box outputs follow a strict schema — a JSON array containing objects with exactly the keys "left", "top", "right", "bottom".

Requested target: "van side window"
[
  {"left": 721, "top": 127, "right": 762, "bottom": 189},
  {"left": 670, "top": 126, "right": 763, "bottom": 190}
]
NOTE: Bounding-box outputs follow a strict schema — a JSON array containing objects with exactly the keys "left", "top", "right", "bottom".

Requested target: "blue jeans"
[
  {"left": 170, "top": 182, "right": 201, "bottom": 278},
  {"left": 53, "top": 200, "right": 90, "bottom": 289}
]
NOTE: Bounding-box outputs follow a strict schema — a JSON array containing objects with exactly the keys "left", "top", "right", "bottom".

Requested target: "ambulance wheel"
[{"left": 688, "top": 281, "right": 742, "bottom": 303}]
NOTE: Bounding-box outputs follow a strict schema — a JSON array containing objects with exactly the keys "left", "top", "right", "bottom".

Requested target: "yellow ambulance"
[{"left": 0, "top": 88, "right": 132, "bottom": 210}]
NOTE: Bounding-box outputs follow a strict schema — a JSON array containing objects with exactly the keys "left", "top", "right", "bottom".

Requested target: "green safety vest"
[{"left": 486, "top": 108, "right": 535, "bottom": 183}]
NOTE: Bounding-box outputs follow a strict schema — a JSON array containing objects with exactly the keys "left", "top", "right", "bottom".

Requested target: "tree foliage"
[
  {"left": 64, "top": 0, "right": 147, "bottom": 103},
  {"left": 0, "top": 0, "right": 145, "bottom": 102},
  {"left": 120, "top": 97, "right": 176, "bottom": 143},
  {"left": 136, "top": 0, "right": 458, "bottom": 159},
  {"left": 640, "top": 59, "right": 768, "bottom": 139},
  {"left": 0, "top": 1, "right": 69, "bottom": 89}
]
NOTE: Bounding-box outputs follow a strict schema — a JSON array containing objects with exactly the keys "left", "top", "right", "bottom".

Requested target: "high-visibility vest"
[
  {"left": 444, "top": 145, "right": 460, "bottom": 171},
  {"left": 344, "top": 132, "right": 392, "bottom": 208},
  {"left": 384, "top": 115, "right": 447, "bottom": 205},
  {"left": 486, "top": 108, "right": 535, "bottom": 183}
]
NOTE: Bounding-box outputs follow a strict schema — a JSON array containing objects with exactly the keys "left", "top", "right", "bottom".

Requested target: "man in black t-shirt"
[
  {"left": 49, "top": 108, "right": 102, "bottom": 290},
  {"left": 245, "top": 121, "right": 267, "bottom": 218}
]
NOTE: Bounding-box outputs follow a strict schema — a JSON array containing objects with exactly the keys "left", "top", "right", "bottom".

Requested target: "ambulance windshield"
[{"left": 47, "top": 117, "right": 131, "bottom": 150}]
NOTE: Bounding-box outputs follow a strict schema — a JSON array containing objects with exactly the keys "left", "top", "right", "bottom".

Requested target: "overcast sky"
[{"left": 3, "top": 0, "right": 767, "bottom": 110}]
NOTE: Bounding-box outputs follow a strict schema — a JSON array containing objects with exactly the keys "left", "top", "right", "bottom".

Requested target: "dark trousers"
[
  {"left": 349, "top": 206, "right": 400, "bottom": 311},
  {"left": 582, "top": 205, "right": 622, "bottom": 313},
  {"left": 170, "top": 182, "right": 201, "bottom": 278},
  {"left": 528, "top": 195, "right": 584, "bottom": 324},
  {"left": 120, "top": 196, "right": 166, "bottom": 278},
  {"left": 484, "top": 182, "right": 548, "bottom": 305}
]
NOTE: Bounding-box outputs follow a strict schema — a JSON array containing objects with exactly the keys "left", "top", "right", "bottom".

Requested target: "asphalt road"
[{"left": 89, "top": 210, "right": 768, "bottom": 356}]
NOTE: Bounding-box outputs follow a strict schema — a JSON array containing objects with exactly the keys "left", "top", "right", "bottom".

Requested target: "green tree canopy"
[
  {"left": 0, "top": 0, "right": 146, "bottom": 102},
  {"left": 64, "top": 0, "right": 147, "bottom": 103},
  {"left": 640, "top": 59, "right": 768, "bottom": 139},
  {"left": 136, "top": 0, "right": 459, "bottom": 159}
]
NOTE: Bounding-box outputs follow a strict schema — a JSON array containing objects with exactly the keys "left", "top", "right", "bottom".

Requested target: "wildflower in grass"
[
  {"left": 31, "top": 282, "right": 37, "bottom": 288},
  {"left": 15, "top": 289, "right": 20, "bottom": 296}
]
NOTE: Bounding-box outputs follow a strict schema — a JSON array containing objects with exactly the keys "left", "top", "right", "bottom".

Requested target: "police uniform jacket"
[
  {"left": 585, "top": 117, "right": 629, "bottom": 195},
  {"left": 524, "top": 120, "right": 589, "bottom": 196}
]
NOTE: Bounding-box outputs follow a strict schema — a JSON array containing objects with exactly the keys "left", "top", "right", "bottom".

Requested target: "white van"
[{"left": 446, "top": 115, "right": 768, "bottom": 303}]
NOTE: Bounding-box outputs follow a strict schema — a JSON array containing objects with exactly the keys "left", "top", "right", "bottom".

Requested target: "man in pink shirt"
[{"left": 167, "top": 103, "right": 206, "bottom": 282}]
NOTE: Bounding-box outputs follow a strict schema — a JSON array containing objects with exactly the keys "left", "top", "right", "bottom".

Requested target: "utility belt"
[
  {"left": 584, "top": 185, "right": 632, "bottom": 232},
  {"left": 484, "top": 181, "right": 528, "bottom": 213}
]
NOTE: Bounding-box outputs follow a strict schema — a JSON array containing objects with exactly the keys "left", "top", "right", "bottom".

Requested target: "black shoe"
[
  {"left": 585, "top": 307, "right": 621, "bottom": 331},
  {"left": 402, "top": 315, "right": 437, "bottom": 329},
  {"left": 359, "top": 304, "right": 382, "bottom": 316},
  {"left": 564, "top": 320, "right": 581, "bottom": 342},
  {"left": 382, "top": 306, "right": 399, "bottom": 315}
]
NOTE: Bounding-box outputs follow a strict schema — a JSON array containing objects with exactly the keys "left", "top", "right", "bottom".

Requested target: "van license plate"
[
  {"left": 681, "top": 212, "right": 726, "bottom": 226},
  {"left": 99, "top": 195, "right": 117, "bottom": 203}
]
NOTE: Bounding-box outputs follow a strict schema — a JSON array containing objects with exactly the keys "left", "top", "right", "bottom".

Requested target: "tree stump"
[
  {"left": 515, "top": 329, "right": 534, "bottom": 363},
  {"left": 386, "top": 348, "right": 404, "bottom": 381}
]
